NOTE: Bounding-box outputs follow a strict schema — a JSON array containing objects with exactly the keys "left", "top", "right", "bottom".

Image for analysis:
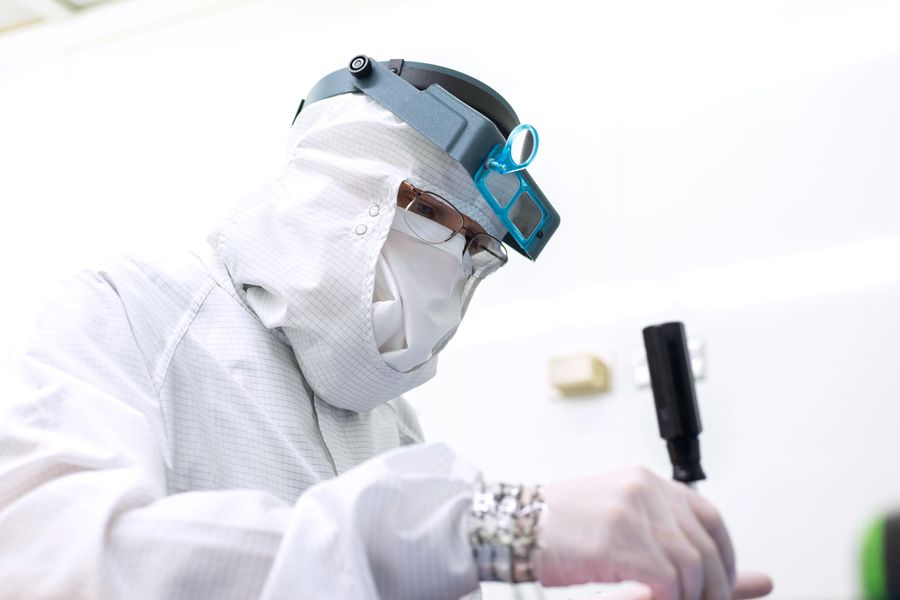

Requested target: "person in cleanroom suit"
[{"left": 0, "top": 86, "right": 773, "bottom": 599}]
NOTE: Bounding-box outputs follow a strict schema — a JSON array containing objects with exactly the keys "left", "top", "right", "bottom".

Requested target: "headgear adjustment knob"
[{"left": 348, "top": 55, "right": 372, "bottom": 78}]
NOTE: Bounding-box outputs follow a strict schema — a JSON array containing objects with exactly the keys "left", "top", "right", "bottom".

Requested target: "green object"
[{"left": 862, "top": 517, "right": 887, "bottom": 600}]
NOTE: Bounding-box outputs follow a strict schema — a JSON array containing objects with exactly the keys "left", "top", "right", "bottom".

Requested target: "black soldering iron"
[{"left": 642, "top": 321, "right": 706, "bottom": 486}]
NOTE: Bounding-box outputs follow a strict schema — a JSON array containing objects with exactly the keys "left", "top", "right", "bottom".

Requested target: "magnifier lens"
[
  {"left": 509, "top": 128, "right": 536, "bottom": 167},
  {"left": 484, "top": 170, "right": 520, "bottom": 208},
  {"left": 508, "top": 191, "right": 543, "bottom": 240}
]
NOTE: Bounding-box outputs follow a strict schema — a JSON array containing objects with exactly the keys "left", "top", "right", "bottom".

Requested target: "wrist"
[{"left": 467, "top": 481, "right": 546, "bottom": 583}]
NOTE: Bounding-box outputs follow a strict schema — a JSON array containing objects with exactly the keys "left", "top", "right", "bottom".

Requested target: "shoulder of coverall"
[{"left": 28, "top": 252, "right": 218, "bottom": 394}]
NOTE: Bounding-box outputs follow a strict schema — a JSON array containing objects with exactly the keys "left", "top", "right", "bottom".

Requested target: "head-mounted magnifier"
[{"left": 294, "top": 55, "right": 560, "bottom": 261}]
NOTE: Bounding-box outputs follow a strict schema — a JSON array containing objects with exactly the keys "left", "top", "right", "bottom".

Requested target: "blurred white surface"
[{"left": 2, "top": 0, "right": 900, "bottom": 597}]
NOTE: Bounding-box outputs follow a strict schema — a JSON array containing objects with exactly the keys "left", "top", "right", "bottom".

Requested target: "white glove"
[{"left": 535, "top": 467, "right": 772, "bottom": 600}]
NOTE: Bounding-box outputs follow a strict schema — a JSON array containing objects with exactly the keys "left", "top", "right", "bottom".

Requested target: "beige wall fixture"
[{"left": 549, "top": 353, "right": 611, "bottom": 396}]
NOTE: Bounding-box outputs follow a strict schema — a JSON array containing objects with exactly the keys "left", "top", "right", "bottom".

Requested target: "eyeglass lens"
[
  {"left": 404, "top": 192, "right": 464, "bottom": 244},
  {"left": 400, "top": 184, "right": 508, "bottom": 279}
]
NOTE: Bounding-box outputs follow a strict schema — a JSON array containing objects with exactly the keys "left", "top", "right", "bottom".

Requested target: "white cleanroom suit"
[{"left": 0, "top": 93, "right": 504, "bottom": 599}]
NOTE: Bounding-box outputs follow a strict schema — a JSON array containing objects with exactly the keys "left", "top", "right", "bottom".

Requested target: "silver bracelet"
[{"left": 468, "top": 482, "right": 545, "bottom": 583}]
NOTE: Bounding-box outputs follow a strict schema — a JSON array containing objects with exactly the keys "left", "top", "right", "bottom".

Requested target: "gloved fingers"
[
  {"left": 684, "top": 528, "right": 730, "bottom": 600},
  {"left": 581, "top": 573, "right": 772, "bottom": 600},
  {"left": 698, "top": 549, "right": 730, "bottom": 600},
  {"left": 653, "top": 528, "right": 704, "bottom": 600},
  {"left": 589, "top": 581, "right": 655, "bottom": 599},
  {"left": 608, "top": 532, "right": 681, "bottom": 600},
  {"left": 675, "top": 482, "right": 736, "bottom": 585},
  {"left": 732, "top": 571, "right": 774, "bottom": 599},
  {"left": 579, "top": 572, "right": 773, "bottom": 600},
  {"left": 639, "top": 563, "right": 681, "bottom": 600},
  {"left": 576, "top": 572, "right": 772, "bottom": 600},
  {"left": 666, "top": 494, "right": 731, "bottom": 600},
  {"left": 621, "top": 469, "right": 704, "bottom": 600}
]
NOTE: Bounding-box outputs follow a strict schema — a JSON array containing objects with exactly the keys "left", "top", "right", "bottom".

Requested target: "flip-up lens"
[
  {"left": 484, "top": 170, "right": 520, "bottom": 208},
  {"left": 508, "top": 191, "right": 543, "bottom": 240},
  {"left": 509, "top": 125, "right": 537, "bottom": 168}
]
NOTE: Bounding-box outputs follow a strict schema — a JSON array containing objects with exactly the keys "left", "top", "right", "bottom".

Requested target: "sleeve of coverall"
[{"left": 0, "top": 272, "right": 480, "bottom": 600}]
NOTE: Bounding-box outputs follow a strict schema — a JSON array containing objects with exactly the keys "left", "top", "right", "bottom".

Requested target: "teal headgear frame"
[{"left": 294, "top": 55, "right": 560, "bottom": 261}]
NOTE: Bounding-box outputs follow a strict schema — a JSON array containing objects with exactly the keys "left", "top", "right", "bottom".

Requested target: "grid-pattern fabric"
[
  {"left": 212, "top": 92, "right": 505, "bottom": 413},
  {"left": 0, "top": 92, "right": 491, "bottom": 599},
  {"left": 0, "top": 247, "right": 481, "bottom": 599}
]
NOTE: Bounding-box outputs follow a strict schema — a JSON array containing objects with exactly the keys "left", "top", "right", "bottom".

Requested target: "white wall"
[{"left": 3, "top": 0, "right": 900, "bottom": 597}]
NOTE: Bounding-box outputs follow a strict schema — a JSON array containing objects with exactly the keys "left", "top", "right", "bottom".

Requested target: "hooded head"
[{"left": 210, "top": 93, "right": 505, "bottom": 412}]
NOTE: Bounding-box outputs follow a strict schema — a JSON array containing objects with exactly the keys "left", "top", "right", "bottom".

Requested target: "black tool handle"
[{"left": 642, "top": 321, "right": 706, "bottom": 484}]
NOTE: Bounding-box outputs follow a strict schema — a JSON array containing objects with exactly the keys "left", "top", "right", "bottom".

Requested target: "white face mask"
[{"left": 372, "top": 209, "right": 472, "bottom": 372}]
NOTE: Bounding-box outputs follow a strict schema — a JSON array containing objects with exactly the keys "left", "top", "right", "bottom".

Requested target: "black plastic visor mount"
[{"left": 293, "top": 56, "right": 559, "bottom": 260}]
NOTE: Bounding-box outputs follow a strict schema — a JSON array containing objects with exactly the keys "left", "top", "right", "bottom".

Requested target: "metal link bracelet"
[{"left": 468, "top": 482, "right": 546, "bottom": 583}]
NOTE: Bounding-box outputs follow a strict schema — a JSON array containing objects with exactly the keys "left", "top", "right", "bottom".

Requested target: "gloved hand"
[{"left": 535, "top": 467, "right": 773, "bottom": 600}]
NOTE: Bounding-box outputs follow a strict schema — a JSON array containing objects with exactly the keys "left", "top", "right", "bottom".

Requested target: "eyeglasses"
[{"left": 397, "top": 181, "right": 508, "bottom": 279}]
